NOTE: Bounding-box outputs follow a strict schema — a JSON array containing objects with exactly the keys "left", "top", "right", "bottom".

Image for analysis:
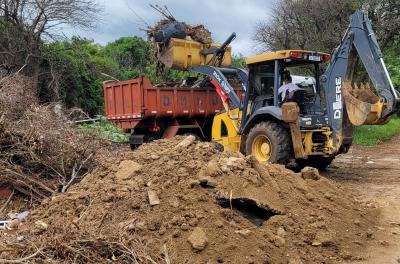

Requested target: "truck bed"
[{"left": 103, "top": 76, "right": 233, "bottom": 130}]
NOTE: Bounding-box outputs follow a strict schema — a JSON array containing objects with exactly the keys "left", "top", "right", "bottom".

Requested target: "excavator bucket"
[
  {"left": 158, "top": 38, "right": 232, "bottom": 70},
  {"left": 343, "top": 81, "right": 389, "bottom": 126}
]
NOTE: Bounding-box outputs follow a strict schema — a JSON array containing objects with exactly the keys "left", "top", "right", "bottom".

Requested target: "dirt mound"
[{"left": 0, "top": 136, "right": 379, "bottom": 263}]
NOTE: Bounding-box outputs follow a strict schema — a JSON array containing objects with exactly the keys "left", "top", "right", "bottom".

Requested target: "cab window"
[{"left": 249, "top": 63, "right": 274, "bottom": 97}]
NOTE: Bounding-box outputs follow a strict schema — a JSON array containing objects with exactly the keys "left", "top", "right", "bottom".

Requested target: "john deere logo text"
[{"left": 333, "top": 77, "right": 342, "bottom": 119}]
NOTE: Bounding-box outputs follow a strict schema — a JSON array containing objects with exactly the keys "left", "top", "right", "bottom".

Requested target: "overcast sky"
[{"left": 63, "top": 0, "right": 276, "bottom": 57}]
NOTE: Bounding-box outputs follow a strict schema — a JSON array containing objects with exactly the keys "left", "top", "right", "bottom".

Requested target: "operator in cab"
[{"left": 278, "top": 73, "right": 300, "bottom": 103}]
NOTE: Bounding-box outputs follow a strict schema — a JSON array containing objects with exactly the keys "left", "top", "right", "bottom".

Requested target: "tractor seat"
[{"left": 285, "top": 89, "right": 308, "bottom": 113}]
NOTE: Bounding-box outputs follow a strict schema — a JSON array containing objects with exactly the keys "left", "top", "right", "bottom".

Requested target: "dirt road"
[{"left": 323, "top": 135, "right": 400, "bottom": 264}]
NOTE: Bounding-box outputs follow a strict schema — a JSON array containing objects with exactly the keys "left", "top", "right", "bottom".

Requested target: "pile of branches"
[
  {"left": 148, "top": 20, "right": 212, "bottom": 44},
  {"left": 146, "top": 5, "right": 212, "bottom": 44},
  {"left": 0, "top": 75, "right": 101, "bottom": 201}
]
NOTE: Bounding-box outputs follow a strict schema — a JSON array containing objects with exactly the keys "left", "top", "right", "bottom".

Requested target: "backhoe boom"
[{"left": 321, "top": 10, "right": 399, "bottom": 148}]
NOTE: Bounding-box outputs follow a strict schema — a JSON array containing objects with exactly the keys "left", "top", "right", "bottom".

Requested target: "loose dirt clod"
[
  {"left": 301, "top": 166, "right": 321, "bottom": 180},
  {"left": 0, "top": 137, "right": 379, "bottom": 263},
  {"left": 148, "top": 190, "right": 160, "bottom": 206},
  {"left": 187, "top": 227, "right": 208, "bottom": 251},
  {"left": 115, "top": 160, "right": 142, "bottom": 180},
  {"left": 33, "top": 220, "right": 48, "bottom": 234}
]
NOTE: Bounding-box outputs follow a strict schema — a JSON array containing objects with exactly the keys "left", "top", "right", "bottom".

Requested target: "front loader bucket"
[
  {"left": 158, "top": 38, "right": 232, "bottom": 70},
  {"left": 343, "top": 81, "right": 389, "bottom": 126}
]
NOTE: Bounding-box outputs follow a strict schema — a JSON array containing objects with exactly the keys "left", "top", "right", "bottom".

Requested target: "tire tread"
[{"left": 246, "top": 121, "right": 293, "bottom": 164}]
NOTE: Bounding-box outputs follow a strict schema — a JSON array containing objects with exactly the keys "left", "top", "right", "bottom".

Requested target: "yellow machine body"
[
  {"left": 211, "top": 104, "right": 335, "bottom": 160},
  {"left": 211, "top": 108, "right": 242, "bottom": 153},
  {"left": 208, "top": 45, "right": 394, "bottom": 165},
  {"left": 301, "top": 129, "right": 335, "bottom": 157},
  {"left": 246, "top": 50, "right": 330, "bottom": 65}
]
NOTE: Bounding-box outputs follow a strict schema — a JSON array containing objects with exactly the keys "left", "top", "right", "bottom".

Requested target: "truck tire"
[
  {"left": 296, "top": 156, "right": 334, "bottom": 170},
  {"left": 245, "top": 121, "right": 292, "bottom": 164}
]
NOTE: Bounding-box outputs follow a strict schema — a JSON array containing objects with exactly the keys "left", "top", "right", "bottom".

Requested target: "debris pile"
[
  {"left": 146, "top": 5, "right": 212, "bottom": 45},
  {"left": 0, "top": 76, "right": 101, "bottom": 203},
  {"left": 145, "top": 5, "right": 213, "bottom": 72},
  {"left": 0, "top": 136, "right": 379, "bottom": 263}
]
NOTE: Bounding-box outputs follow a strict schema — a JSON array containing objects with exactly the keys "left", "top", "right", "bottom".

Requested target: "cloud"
[{"left": 63, "top": 0, "right": 276, "bottom": 57}]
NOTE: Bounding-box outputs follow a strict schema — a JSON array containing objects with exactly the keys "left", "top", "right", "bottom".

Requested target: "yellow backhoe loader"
[{"left": 159, "top": 10, "right": 399, "bottom": 169}]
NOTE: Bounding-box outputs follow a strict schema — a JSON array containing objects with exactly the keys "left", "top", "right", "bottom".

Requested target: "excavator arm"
[
  {"left": 189, "top": 33, "right": 249, "bottom": 113},
  {"left": 190, "top": 65, "right": 248, "bottom": 110},
  {"left": 321, "top": 10, "right": 399, "bottom": 148}
]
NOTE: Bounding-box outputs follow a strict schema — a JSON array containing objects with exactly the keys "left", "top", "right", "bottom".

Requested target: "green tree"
[
  {"left": 0, "top": 0, "right": 101, "bottom": 77},
  {"left": 42, "top": 38, "right": 117, "bottom": 116},
  {"left": 42, "top": 36, "right": 157, "bottom": 116},
  {"left": 384, "top": 42, "right": 400, "bottom": 89},
  {"left": 232, "top": 54, "right": 247, "bottom": 69},
  {"left": 254, "top": 0, "right": 400, "bottom": 52},
  {"left": 102, "top": 36, "right": 152, "bottom": 80}
]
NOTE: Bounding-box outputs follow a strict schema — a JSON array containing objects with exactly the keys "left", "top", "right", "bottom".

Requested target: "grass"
[
  {"left": 353, "top": 117, "right": 400, "bottom": 145},
  {"left": 79, "top": 116, "right": 129, "bottom": 143},
  {"left": 76, "top": 116, "right": 400, "bottom": 146}
]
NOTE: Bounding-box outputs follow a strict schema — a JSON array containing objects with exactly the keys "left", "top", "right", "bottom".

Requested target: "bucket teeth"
[{"left": 343, "top": 81, "right": 387, "bottom": 125}]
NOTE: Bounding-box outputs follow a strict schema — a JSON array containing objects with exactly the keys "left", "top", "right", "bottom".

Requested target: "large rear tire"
[
  {"left": 245, "top": 121, "right": 292, "bottom": 164},
  {"left": 296, "top": 156, "right": 334, "bottom": 170}
]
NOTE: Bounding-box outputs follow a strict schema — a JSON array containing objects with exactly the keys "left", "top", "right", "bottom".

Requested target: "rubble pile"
[{"left": 0, "top": 136, "right": 379, "bottom": 263}]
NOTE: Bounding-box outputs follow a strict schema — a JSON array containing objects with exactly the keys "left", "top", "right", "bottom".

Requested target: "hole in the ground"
[
  {"left": 199, "top": 181, "right": 216, "bottom": 189},
  {"left": 216, "top": 197, "right": 283, "bottom": 226}
]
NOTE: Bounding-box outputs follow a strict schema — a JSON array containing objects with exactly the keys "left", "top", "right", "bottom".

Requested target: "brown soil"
[
  {"left": 323, "top": 134, "right": 400, "bottom": 264},
  {"left": 0, "top": 136, "right": 380, "bottom": 263}
]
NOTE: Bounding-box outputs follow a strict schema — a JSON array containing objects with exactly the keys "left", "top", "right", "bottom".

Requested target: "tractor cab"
[{"left": 245, "top": 50, "right": 331, "bottom": 119}]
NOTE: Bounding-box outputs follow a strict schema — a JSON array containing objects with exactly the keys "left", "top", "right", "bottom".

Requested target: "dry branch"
[
  {"left": 0, "top": 75, "right": 101, "bottom": 202},
  {"left": 0, "top": 248, "right": 43, "bottom": 264},
  {"left": 0, "top": 188, "right": 14, "bottom": 214}
]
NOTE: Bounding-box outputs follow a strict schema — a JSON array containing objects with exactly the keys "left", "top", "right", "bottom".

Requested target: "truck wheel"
[
  {"left": 296, "top": 156, "right": 334, "bottom": 170},
  {"left": 130, "top": 144, "right": 140, "bottom": 150},
  {"left": 245, "top": 122, "right": 292, "bottom": 164}
]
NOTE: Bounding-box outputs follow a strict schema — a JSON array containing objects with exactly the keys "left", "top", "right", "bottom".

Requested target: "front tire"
[{"left": 245, "top": 121, "right": 292, "bottom": 164}]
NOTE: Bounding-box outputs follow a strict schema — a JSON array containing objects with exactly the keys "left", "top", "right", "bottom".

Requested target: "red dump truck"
[{"left": 103, "top": 76, "right": 241, "bottom": 148}]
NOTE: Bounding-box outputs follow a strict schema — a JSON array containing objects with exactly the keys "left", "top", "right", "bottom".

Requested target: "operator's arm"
[
  {"left": 278, "top": 84, "right": 287, "bottom": 102},
  {"left": 289, "top": 83, "right": 300, "bottom": 92}
]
